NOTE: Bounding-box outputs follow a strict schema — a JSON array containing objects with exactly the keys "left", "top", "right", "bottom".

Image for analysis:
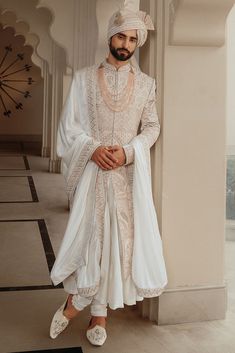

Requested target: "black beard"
[{"left": 109, "top": 42, "right": 135, "bottom": 62}]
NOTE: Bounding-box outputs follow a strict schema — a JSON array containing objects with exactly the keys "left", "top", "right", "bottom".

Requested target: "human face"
[{"left": 109, "top": 29, "right": 137, "bottom": 62}]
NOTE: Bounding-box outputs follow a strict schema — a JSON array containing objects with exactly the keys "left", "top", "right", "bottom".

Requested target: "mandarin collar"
[{"left": 101, "top": 59, "right": 133, "bottom": 73}]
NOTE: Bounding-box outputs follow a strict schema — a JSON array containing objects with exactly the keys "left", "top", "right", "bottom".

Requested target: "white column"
[
  {"left": 138, "top": 0, "right": 165, "bottom": 321},
  {"left": 226, "top": 5, "right": 235, "bottom": 241},
  {"left": 73, "top": 0, "right": 98, "bottom": 70},
  {"left": 41, "top": 60, "right": 51, "bottom": 157},
  {"left": 49, "top": 42, "right": 65, "bottom": 173}
]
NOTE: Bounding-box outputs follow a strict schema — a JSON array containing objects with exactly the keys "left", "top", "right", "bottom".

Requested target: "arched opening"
[{"left": 0, "top": 24, "right": 43, "bottom": 156}]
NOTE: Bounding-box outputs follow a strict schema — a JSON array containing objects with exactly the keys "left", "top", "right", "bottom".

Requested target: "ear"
[
  {"left": 109, "top": 36, "right": 113, "bottom": 44},
  {"left": 108, "top": 36, "right": 114, "bottom": 46}
]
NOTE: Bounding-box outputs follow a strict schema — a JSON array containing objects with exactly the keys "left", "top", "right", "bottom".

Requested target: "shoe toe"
[{"left": 86, "top": 325, "right": 107, "bottom": 346}]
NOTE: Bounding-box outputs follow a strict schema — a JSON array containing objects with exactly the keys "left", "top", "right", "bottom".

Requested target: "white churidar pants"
[{"left": 71, "top": 293, "right": 107, "bottom": 317}]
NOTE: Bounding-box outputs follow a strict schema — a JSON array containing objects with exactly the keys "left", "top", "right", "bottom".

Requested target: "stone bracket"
[{"left": 169, "top": 0, "right": 235, "bottom": 46}]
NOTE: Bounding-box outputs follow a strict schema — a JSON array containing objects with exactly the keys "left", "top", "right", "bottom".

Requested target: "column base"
[
  {"left": 138, "top": 284, "right": 227, "bottom": 325},
  {"left": 48, "top": 158, "right": 61, "bottom": 173},
  {"left": 158, "top": 285, "right": 227, "bottom": 325}
]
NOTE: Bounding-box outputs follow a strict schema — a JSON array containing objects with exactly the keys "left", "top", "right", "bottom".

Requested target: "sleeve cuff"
[{"left": 123, "top": 144, "right": 134, "bottom": 165}]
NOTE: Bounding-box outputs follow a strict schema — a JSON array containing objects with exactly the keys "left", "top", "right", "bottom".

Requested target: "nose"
[{"left": 122, "top": 38, "right": 130, "bottom": 49}]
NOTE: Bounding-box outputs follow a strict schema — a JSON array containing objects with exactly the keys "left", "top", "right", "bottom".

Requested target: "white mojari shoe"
[
  {"left": 86, "top": 318, "right": 107, "bottom": 346},
  {"left": 49, "top": 296, "right": 70, "bottom": 339}
]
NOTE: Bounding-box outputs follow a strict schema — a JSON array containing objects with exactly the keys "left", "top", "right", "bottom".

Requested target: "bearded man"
[{"left": 49, "top": 5, "right": 168, "bottom": 347}]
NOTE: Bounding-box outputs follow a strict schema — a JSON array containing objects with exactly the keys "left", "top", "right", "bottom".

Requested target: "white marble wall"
[{"left": 226, "top": 5, "right": 235, "bottom": 156}]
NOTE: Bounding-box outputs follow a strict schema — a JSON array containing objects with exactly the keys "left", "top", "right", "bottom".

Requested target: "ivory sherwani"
[{"left": 50, "top": 59, "right": 168, "bottom": 309}]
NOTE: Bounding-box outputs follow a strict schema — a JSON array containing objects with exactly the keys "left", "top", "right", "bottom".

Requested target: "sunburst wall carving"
[
  {"left": 0, "top": 43, "right": 35, "bottom": 117},
  {"left": 0, "top": 23, "right": 41, "bottom": 122}
]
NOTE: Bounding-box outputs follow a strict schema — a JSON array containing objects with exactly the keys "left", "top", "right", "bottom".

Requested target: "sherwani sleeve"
[{"left": 122, "top": 78, "right": 160, "bottom": 165}]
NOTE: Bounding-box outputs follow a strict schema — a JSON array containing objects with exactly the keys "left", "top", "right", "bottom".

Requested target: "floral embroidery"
[
  {"left": 86, "top": 325, "right": 107, "bottom": 345},
  {"left": 77, "top": 284, "right": 100, "bottom": 297},
  {"left": 92, "top": 61, "right": 160, "bottom": 282},
  {"left": 66, "top": 139, "right": 101, "bottom": 202},
  {"left": 136, "top": 285, "right": 167, "bottom": 298}
]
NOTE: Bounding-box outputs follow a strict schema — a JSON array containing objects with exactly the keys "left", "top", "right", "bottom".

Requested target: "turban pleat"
[{"left": 107, "top": 8, "right": 154, "bottom": 47}]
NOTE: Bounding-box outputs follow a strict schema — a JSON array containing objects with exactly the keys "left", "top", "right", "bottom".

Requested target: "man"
[{"left": 49, "top": 6, "right": 168, "bottom": 347}]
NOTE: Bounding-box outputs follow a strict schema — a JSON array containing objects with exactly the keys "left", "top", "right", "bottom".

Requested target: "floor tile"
[
  {"left": 0, "top": 219, "right": 54, "bottom": 288},
  {"left": 0, "top": 155, "right": 30, "bottom": 170},
  {"left": 0, "top": 176, "right": 38, "bottom": 203}
]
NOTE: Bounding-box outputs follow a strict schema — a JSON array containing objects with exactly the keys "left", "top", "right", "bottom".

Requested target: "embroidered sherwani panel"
[{"left": 94, "top": 60, "right": 160, "bottom": 281}]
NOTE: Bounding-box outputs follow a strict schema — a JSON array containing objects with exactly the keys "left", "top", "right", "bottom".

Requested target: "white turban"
[{"left": 107, "top": 9, "right": 154, "bottom": 48}]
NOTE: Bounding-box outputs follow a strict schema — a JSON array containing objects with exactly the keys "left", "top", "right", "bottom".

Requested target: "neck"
[{"left": 107, "top": 53, "right": 129, "bottom": 69}]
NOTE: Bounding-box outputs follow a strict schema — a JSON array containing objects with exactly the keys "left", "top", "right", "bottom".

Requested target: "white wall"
[
  {"left": 162, "top": 44, "right": 226, "bottom": 286},
  {"left": 226, "top": 4, "right": 235, "bottom": 155}
]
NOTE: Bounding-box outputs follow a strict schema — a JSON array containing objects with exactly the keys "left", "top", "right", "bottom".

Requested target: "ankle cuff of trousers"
[
  {"left": 71, "top": 294, "right": 92, "bottom": 311},
  {"left": 90, "top": 305, "right": 107, "bottom": 317}
]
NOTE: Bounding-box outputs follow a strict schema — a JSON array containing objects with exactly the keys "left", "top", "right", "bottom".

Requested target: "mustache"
[{"left": 117, "top": 48, "right": 130, "bottom": 54}]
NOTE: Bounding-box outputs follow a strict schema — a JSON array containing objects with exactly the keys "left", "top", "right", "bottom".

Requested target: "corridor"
[{"left": 0, "top": 142, "right": 234, "bottom": 353}]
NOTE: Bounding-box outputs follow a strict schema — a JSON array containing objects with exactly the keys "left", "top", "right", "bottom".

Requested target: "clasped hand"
[{"left": 91, "top": 145, "right": 126, "bottom": 170}]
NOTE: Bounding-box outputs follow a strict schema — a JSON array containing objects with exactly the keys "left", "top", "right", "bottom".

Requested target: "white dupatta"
[
  {"left": 56, "top": 68, "right": 101, "bottom": 204},
  {"left": 132, "top": 139, "right": 168, "bottom": 296}
]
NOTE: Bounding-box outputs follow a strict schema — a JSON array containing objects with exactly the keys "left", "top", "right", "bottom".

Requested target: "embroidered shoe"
[
  {"left": 86, "top": 318, "right": 107, "bottom": 346},
  {"left": 49, "top": 296, "right": 70, "bottom": 339}
]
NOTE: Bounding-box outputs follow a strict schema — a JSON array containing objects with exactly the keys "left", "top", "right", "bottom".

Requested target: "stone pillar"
[
  {"left": 48, "top": 42, "right": 65, "bottom": 173},
  {"left": 72, "top": 0, "right": 98, "bottom": 70},
  {"left": 139, "top": 0, "right": 235, "bottom": 325},
  {"left": 226, "top": 6, "right": 235, "bottom": 241},
  {"left": 41, "top": 60, "right": 51, "bottom": 157},
  {"left": 139, "top": 0, "right": 165, "bottom": 321}
]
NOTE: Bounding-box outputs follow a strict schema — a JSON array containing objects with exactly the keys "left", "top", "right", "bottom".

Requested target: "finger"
[
  {"left": 96, "top": 160, "right": 105, "bottom": 169},
  {"left": 102, "top": 155, "right": 115, "bottom": 167},
  {"left": 98, "top": 158, "right": 113, "bottom": 170},
  {"left": 97, "top": 161, "right": 104, "bottom": 169},
  {"left": 98, "top": 161, "right": 109, "bottom": 170},
  {"left": 104, "top": 150, "right": 119, "bottom": 163},
  {"left": 111, "top": 153, "right": 120, "bottom": 161},
  {"left": 105, "top": 146, "right": 113, "bottom": 151},
  {"left": 113, "top": 154, "right": 123, "bottom": 165}
]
